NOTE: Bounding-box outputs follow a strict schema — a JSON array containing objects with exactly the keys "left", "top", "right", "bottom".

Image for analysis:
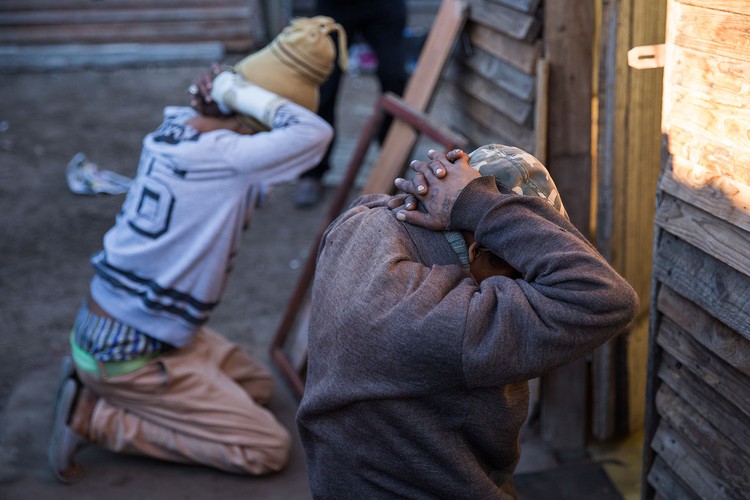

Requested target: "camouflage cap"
[
  {"left": 468, "top": 144, "right": 568, "bottom": 220},
  {"left": 444, "top": 144, "right": 568, "bottom": 268}
]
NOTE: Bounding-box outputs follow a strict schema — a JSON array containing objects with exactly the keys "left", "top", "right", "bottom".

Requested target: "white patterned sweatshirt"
[{"left": 90, "top": 103, "right": 332, "bottom": 347}]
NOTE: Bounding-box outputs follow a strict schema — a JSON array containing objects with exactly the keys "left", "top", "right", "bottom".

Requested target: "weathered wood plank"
[
  {"left": 655, "top": 384, "right": 750, "bottom": 492},
  {"left": 466, "top": 21, "right": 540, "bottom": 74},
  {"left": 596, "top": 0, "right": 661, "bottom": 438},
  {"left": 616, "top": 0, "right": 667, "bottom": 434},
  {"left": 658, "top": 354, "right": 750, "bottom": 454},
  {"left": 678, "top": 0, "right": 750, "bottom": 16},
  {"left": 0, "top": 7, "right": 250, "bottom": 25},
  {"left": 661, "top": 41, "right": 750, "bottom": 185},
  {"left": 462, "top": 47, "right": 536, "bottom": 101},
  {"left": 647, "top": 456, "right": 699, "bottom": 500},
  {"left": 443, "top": 61, "right": 534, "bottom": 126},
  {"left": 656, "top": 317, "right": 750, "bottom": 419},
  {"left": 655, "top": 192, "right": 750, "bottom": 277},
  {"left": 0, "top": 21, "right": 256, "bottom": 45},
  {"left": 538, "top": 0, "right": 594, "bottom": 453},
  {"left": 542, "top": 0, "right": 595, "bottom": 231},
  {"left": 0, "top": 0, "right": 248, "bottom": 10},
  {"left": 653, "top": 232, "right": 750, "bottom": 337},
  {"left": 533, "top": 57, "right": 548, "bottom": 163},
  {"left": 0, "top": 43, "right": 225, "bottom": 71},
  {"left": 436, "top": 81, "right": 536, "bottom": 152},
  {"left": 485, "top": 0, "right": 541, "bottom": 14},
  {"left": 540, "top": 359, "right": 589, "bottom": 459},
  {"left": 670, "top": 1, "right": 750, "bottom": 62},
  {"left": 596, "top": 0, "right": 632, "bottom": 269},
  {"left": 454, "top": 83, "right": 535, "bottom": 151},
  {"left": 660, "top": 163, "right": 750, "bottom": 233},
  {"left": 666, "top": 45, "right": 750, "bottom": 104},
  {"left": 0, "top": 0, "right": 264, "bottom": 50},
  {"left": 651, "top": 421, "right": 741, "bottom": 499},
  {"left": 665, "top": 86, "right": 750, "bottom": 159},
  {"left": 657, "top": 285, "right": 750, "bottom": 375},
  {"left": 665, "top": 127, "right": 750, "bottom": 188},
  {"left": 467, "top": 0, "right": 540, "bottom": 41},
  {"left": 430, "top": 85, "right": 511, "bottom": 150}
]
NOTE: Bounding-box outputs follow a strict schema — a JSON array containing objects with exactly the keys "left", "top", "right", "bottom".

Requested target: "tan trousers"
[{"left": 76, "top": 327, "right": 291, "bottom": 475}]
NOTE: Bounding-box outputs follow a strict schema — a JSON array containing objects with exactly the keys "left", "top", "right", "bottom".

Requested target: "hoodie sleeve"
[
  {"left": 213, "top": 100, "right": 333, "bottom": 188},
  {"left": 449, "top": 177, "right": 640, "bottom": 386}
]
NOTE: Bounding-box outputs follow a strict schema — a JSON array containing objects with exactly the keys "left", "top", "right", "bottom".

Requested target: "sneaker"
[
  {"left": 293, "top": 178, "right": 323, "bottom": 209},
  {"left": 48, "top": 359, "right": 87, "bottom": 484}
]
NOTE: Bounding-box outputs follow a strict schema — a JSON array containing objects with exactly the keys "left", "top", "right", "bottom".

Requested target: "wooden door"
[
  {"left": 642, "top": 1, "right": 750, "bottom": 498},
  {"left": 593, "top": 0, "right": 666, "bottom": 439}
]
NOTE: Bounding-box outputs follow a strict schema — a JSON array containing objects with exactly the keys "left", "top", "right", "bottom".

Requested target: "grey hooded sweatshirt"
[{"left": 297, "top": 177, "right": 639, "bottom": 499}]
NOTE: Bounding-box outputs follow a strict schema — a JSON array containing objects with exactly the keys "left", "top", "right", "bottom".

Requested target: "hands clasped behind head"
[
  {"left": 188, "top": 63, "right": 226, "bottom": 117},
  {"left": 391, "top": 149, "right": 479, "bottom": 231}
]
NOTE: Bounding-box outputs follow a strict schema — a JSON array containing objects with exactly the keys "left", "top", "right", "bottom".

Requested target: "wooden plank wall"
[
  {"left": 536, "top": 0, "right": 595, "bottom": 455},
  {"left": 643, "top": 0, "right": 750, "bottom": 498},
  {"left": 432, "top": 0, "right": 599, "bottom": 455},
  {"left": 430, "top": 0, "right": 542, "bottom": 156},
  {"left": 0, "top": 0, "right": 266, "bottom": 52}
]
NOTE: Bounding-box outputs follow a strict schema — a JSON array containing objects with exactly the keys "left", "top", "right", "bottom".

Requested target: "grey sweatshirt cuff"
[{"left": 449, "top": 176, "right": 503, "bottom": 231}]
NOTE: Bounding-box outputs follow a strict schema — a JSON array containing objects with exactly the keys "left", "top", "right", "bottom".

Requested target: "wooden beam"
[
  {"left": 539, "top": 359, "right": 589, "bottom": 458},
  {"left": 539, "top": 0, "right": 595, "bottom": 454},
  {"left": 534, "top": 57, "right": 549, "bottom": 164},
  {"left": 362, "top": 0, "right": 468, "bottom": 195},
  {"left": 596, "top": 0, "right": 667, "bottom": 440}
]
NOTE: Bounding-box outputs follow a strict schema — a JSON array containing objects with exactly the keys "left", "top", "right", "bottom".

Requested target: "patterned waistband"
[
  {"left": 70, "top": 332, "right": 158, "bottom": 377},
  {"left": 72, "top": 300, "right": 165, "bottom": 362}
]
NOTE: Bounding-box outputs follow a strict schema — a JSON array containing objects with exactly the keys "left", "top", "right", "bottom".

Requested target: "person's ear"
[{"left": 468, "top": 241, "right": 481, "bottom": 264}]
